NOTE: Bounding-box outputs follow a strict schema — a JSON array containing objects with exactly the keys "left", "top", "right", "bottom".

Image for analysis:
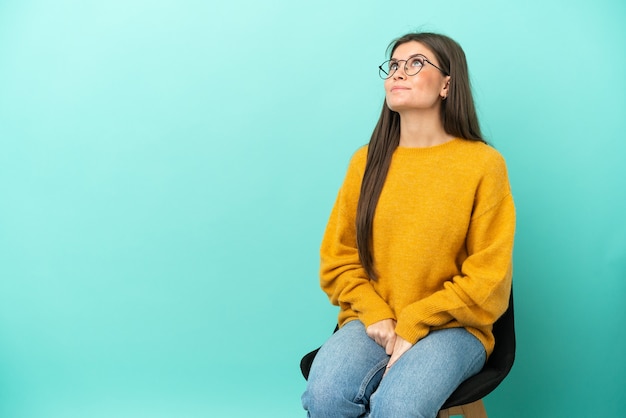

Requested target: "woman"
[{"left": 301, "top": 32, "right": 516, "bottom": 417}]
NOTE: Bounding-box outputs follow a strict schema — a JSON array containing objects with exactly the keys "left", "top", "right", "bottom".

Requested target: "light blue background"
[{"left": 1, "top": 1, "right": 624, "bottom": 417}]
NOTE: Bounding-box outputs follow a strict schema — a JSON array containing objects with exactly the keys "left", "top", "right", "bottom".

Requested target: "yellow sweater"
[{"left": 320, "top": 139, "right": 515, "bottom": 356}]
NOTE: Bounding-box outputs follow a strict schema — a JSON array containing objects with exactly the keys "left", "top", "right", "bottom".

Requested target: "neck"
[{"left": 398, "top": 109, "right": 453, "bottom": 148}]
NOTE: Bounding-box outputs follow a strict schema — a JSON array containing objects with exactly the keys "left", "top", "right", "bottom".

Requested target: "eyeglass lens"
[{"left": 380, "top": 56, "right": 426, "bottom": 79}]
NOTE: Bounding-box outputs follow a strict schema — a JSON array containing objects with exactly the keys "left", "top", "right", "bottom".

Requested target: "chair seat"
[{"left": 441, "top": 365, "right": 507, "bottom": 409}]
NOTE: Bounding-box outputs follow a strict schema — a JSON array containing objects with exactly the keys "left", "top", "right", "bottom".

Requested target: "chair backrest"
[{"left": 300, "top": 291, "right": 516, "bottom": 410}]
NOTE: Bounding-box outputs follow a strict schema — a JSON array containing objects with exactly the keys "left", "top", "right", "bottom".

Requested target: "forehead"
[{"left": 391, "top": 41, "right": 435, "bottom": 60}]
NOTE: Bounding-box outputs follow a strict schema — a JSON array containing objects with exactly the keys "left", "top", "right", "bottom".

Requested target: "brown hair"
[{"left": 356, "top": 32, "right": 485, "bottom": 280}]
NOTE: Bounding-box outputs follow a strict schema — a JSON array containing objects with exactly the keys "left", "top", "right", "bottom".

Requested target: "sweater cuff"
[
  {"left": 394, "top": 321, "right": 430, "bottom": 345},
  {"left": 358, "top": 305, "right": 396, "bottom": 328}
]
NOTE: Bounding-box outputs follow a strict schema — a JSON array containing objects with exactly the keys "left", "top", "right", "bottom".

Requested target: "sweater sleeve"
[
  {"left": 394, "top": 156, "right": 516, "bottom": 345},
  {"left": 319, "top": 149, "right": 396, "bottom": 327}
]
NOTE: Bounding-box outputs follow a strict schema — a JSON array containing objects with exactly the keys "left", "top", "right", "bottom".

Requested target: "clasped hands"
[{"left": 366, "top": 318, "right": 413, "bottom": 377}]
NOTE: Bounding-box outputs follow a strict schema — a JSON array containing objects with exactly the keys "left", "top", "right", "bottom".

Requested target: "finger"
[
  {"left": 374, "top": 335, "right": 385, "bottom": 349},
  {"left": 390, "top": 338, "right": 413, "bottom": 365},
  {"left": 385, "top": 334, "right": 397, "bottom": 355},
  {"left": 387, "top": 349, "right": 403, "bottom": 371},
  {"left": 383, "top": 355, "right": 397, "bottom": 378}
]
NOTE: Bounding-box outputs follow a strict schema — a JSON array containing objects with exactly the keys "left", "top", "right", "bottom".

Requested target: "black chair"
[{"left": 300, "top": 292, "right": 515, "bottom": 418}]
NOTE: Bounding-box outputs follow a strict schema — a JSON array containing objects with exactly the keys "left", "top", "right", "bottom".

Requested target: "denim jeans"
[{"left": 301, "top": 320, "right": 486, "bottom": 418}]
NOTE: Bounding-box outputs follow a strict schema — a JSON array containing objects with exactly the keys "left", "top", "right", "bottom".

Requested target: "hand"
[
  {"left": 366, "top": 319, "right": 397, "bottom": 354},
  {"left": 383, "top": 336, "right": 413, "bottom": 377}
]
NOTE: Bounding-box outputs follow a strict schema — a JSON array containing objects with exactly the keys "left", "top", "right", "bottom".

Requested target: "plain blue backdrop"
[{"left": 0, "top": 0, "right": 624, "bottom": 417}]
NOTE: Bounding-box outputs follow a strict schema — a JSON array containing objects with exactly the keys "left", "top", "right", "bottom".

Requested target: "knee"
[
  {"left": 370, "top": 390, "right": 438, "bottom": 418},
  {"left": 301, "top": 380, "right": 331, "bottom": 414},
  {"left": 302, "top": 380, "right": 365, "bottom": 417}
]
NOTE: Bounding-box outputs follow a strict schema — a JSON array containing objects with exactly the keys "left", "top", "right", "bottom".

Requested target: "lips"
[{"left": 390, "top": 85, "right": 410, "bottom": 92}]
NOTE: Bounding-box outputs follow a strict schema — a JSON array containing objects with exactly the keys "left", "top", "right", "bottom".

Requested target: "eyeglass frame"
[{"left": 378, "top": 54, "right": 449, "bottom": 79}]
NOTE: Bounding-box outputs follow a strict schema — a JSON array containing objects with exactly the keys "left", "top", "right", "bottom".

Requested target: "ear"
[{"left": 440, "top": 76, "right": 451, "bottom": 99}]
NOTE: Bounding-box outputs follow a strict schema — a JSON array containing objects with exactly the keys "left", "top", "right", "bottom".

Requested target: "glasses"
[{"left": 378, "top": 54, "right": 449, "bottom": 79}]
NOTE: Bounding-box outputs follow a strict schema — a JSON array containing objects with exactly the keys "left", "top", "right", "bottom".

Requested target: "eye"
[
  {"left": 388, "top": 61, "right": 399, "bottom": 71},
  {"left": 408, "top": 56, "right": 425, "bottom": 68}
]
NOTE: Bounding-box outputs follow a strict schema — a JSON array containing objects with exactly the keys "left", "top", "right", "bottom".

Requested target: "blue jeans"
[{"left": 301, "top": 320, "right": 486, "bottom": 418}]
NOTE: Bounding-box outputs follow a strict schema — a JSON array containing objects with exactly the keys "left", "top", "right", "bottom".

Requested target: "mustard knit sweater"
[{"left": 320, "top": 139, "right": 515, "bottom": 356}]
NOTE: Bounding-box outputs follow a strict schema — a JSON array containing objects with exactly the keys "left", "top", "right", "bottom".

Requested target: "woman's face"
[{"left": 384, "top": 41, "right": 450, "bottom": 113}]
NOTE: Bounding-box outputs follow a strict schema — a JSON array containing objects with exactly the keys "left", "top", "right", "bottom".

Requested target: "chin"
[
  {"left": 388, "top": 100, "right": 437, "bottom": 113},
  {"left": 388, "top": 102, "right": 414, "bottom": 112},
  {"left": 386, "top": 101, "right": 406, "bottom": 112}
]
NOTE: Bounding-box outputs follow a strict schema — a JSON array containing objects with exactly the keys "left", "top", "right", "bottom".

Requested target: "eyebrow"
[{"left": 390, "top": 53, "right": 428, "bottom": 61}]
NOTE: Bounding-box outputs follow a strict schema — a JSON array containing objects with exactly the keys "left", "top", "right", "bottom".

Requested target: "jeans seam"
[{"left": 354, "top": 357, "right": 388, "bottom": 403}]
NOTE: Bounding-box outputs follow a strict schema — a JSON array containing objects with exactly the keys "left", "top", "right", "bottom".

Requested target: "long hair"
[{"left": 356, "top": 32, "right": 485, "bottom": 280}]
